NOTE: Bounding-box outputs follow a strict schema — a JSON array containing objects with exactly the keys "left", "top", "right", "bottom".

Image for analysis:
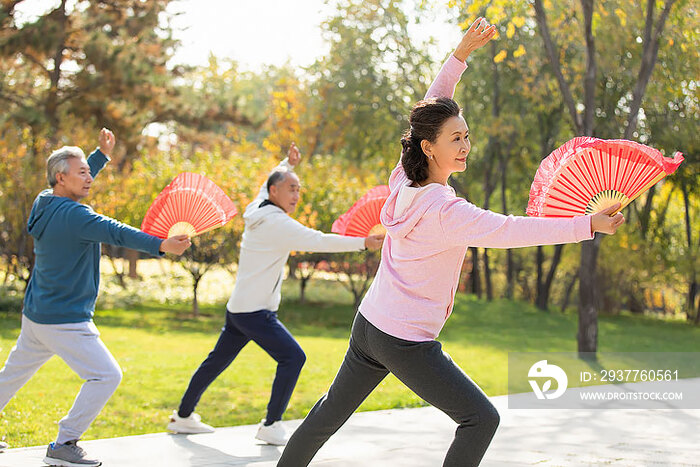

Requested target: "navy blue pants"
[{"left": 178, "top": 309, "right": 306, "bottom": 423}]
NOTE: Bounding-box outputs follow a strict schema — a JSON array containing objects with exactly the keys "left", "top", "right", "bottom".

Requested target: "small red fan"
[
  {"left": 332, "top": 185, "right": 390, "bottom": 237},
  {"left": 141, "top": 173, "right": 238, "bottom": 239},
  {"left": 527, "top": 137, "right": 683, "bottom": 217}
]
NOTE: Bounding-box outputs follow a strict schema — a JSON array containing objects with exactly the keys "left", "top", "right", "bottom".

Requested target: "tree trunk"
[
  {"left": 561, "top": 273, "right": 578, "bottom": 313},
  {"left": 288, "top": 257, "right": 300, "bottom": 280},
  {"left": 192, "top": 275, "right": 201, "bottom": 317},
  {"left": 484, "top": 248, "right": 493, "bottom": 301},
  {"left": 536, "top": 245, "right": 565, "bottom": 311},
  {"left": 46, "top": 0, "right": 68, "bottom": 135},
  {"left": 499, "top": 150, "right": 514, "bottom": 299},
  {"left": 300, "top": 276, "right": 309, "bottom": 304},
  {"left": 469, "top": 247, "right": 481, "bottom": 298},
  {"left": 505, "top": 250, "right": 514, "bottom": 299},
  {"left": 536, "top": 246, "right": 544, "bottom": 308},
  {"left": 680, "top": 181, "right": 698, "bottom": 322},
  {"left": 578, "top": 236, "right": 601, "bottom": 355},
  {"left": 107, "top": 254, "right": 127, "bottom": 289},
  {"left": 353, "top": 292, "right": 362, "bottom": 311},
  {"left": 127, "top": 248, "right": 139, "bottom": 279}
]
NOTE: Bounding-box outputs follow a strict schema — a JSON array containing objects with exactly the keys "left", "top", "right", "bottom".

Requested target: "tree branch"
[
  {"left": 624, "top": 0, "right": 677, "bottom": 138},
  {"left": 580, "top": 0, "right": 596, "bottom": 136},
  {"left": 532, "top": 0, "right": 583, "bottom": 134},
  {"left": 21, "top": 51, "right": 51, "bottom": 79},
  {"left": 0, "top": 89, "right": 27, "bottom": 107}
]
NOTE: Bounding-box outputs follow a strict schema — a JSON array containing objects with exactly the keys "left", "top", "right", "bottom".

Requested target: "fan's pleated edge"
[
  {"left": 141, "top": 172, "right": 238, "bottom": 236},
  {"left": 527, "top": 138, "right": 683, "bottom": 216},
  {"left": 332, "top": 186, "right": 390, "bottom": 236}
]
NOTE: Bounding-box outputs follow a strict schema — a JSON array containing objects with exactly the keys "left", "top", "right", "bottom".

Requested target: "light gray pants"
[
  {"left": 278, "top": 312, "right": 500, "bottom": 466},
  {"left": 0, "top": 315, "right": 122, "bottom": 444}
]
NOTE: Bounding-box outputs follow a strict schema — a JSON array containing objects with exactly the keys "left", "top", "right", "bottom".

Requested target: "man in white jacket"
[{"left": 167, "top": 143, "right": 383, "bottom": 445}]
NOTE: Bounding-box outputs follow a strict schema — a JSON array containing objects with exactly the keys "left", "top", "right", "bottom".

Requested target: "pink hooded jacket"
[{"left": 358, "top": 55, "right": 593, "bottom": 342}]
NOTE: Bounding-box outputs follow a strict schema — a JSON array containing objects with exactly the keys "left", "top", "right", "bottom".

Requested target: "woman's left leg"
[{"left": 370, "top": 327, "right": 500, "bottom": 467}]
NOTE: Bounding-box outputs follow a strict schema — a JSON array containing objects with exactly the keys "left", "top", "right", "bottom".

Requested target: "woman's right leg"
[
  {"left": 178, "top": 311, "right": 251, "bottom": 417},
  {"left": 277, "top": 315, "right": 389, "bottom": 467}
]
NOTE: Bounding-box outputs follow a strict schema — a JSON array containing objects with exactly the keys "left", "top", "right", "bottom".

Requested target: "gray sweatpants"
[
  {"left": 278, "top": 312, "right": 499, "bottom": 466},
  {"left": 0, "top": 315, "right": 122, "bottom": 444}
]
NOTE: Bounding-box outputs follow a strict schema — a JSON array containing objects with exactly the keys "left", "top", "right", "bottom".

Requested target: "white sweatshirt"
[{"left": 227, "top": 159, "right": 366, "bottom": 313}]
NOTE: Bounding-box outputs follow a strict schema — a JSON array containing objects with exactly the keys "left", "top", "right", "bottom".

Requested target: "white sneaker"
[
  {"left": 167, "top": 410, "right": 215, "bottom": 434},
  {"left": 255, "top": 419, "right": 288, "bottom": 445}
]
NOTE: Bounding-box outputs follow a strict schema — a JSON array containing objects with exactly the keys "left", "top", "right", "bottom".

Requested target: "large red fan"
[
  {"left": 141, "top": 173, "right": 238, "bottom": 239},
  {"left": 527, "top": 137, "right": 683, "bottom": 218},
  {"left": 332, "top": 185, "right": 390, "bottom": 237}
]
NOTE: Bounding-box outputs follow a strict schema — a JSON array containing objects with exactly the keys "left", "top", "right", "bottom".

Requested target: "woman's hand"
[
  {"left": 454, "top": 17, "right": 497, "bottom": 62},
  {"left": 591, "top": 203, "right": 625, "bottom": 235}
]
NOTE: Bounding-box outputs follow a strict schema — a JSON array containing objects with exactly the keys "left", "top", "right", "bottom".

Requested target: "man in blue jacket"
[{"left": 0, "top": 129, "right": 190, "bottom": 467}]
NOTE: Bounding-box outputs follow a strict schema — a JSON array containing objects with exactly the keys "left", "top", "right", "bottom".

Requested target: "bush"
[{"left": 0, "top": 285, "right": 23, "bottom": 313}]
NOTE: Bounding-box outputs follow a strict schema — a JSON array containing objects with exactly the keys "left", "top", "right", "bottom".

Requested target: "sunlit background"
[{"left": 14, "top": 0, "right": 464, "bottom": 69}]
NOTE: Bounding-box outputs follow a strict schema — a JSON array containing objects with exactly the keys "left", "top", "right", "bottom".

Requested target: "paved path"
[{"left": 1, "top": 382, "right": 698, "bottom": 467}]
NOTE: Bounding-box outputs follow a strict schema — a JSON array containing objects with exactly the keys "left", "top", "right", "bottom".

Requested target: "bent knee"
[
  {"left": 457, "top": 401, "right": 500, "bottom": 432},
  {"left": 482, "top": 404, "right": 500, "bottom": 431},
  {"left": 98, "top": 365, "right": 123, "bottom": 388},
  {"left": 286, "top": 348, "right": 306, "bottom": 372},
  {"left": 293, "top": 348, "right": 307, "bottom": 369}
]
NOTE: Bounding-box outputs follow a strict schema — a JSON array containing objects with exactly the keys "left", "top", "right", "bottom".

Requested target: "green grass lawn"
[{"left": 0, "top": 279, "right": 698, "bottom": 448}]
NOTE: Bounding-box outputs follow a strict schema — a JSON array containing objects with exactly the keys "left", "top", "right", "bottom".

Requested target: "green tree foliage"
[
  {"left": 304, "top": 0, "right": 433, "bottom": 165},
  {"left": 0, "top": 0, "right": 696, "bottom": 331}
]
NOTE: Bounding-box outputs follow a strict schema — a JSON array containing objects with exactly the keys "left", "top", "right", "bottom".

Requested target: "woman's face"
[{"left": 421, "top": 115, "right": 471, "bottom": 183}]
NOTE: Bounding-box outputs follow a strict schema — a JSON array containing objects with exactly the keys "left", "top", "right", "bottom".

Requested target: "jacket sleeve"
[
  {"left": 245, "top": 158, "right": 295, "bottom": 215},
  {"left": 425, "top": 54, "right": 468, "bottom": 100},
  {"left": 275, "top": 214, "right": 366, "bottom": 253},
  {"left": 390, "top": 55, "right": 468, "bottom": 189},
  {"left": 86, "top": 149, "right": 110, "bottom": 179},
  {"left": 70, "top": 204, "right": 164, "bottom": 256},
  {"left": 439, "top": 197, "right": 593, "bottom": 249}
]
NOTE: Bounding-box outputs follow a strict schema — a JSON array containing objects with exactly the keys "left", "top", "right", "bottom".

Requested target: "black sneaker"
[{"left": 43, "top": 440, "right": 101, "bottom": 466}]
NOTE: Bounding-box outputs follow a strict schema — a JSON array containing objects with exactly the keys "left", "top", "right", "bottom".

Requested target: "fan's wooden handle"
[{"left": 168, "top": 222, "right": 197, "bottom": 238}]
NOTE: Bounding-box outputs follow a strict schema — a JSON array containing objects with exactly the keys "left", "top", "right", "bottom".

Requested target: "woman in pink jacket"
[{"left": 278, "top": 17, "right": 624, "bottom": 467}]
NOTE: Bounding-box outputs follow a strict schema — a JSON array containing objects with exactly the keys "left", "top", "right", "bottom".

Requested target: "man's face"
[
  {"left": 269, "top": 172, "right": 301, "bottom": 214},
  {"left": 55, "top": 157, "right": 93, "bottom": 201}
]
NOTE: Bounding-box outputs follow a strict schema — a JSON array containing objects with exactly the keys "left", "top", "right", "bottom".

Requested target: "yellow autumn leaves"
[
  {"left": 493, "top": 44, "right": 526, "bottom": 63},
  {"left": 457, "top": 12, "right": 528, "bottom": 64}
]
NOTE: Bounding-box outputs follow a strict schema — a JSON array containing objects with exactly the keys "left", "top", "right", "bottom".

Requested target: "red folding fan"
[
  {"left": 332, "top": 185, "right": 390, "bottom": 237},
  {"left": 527, "top": 137, "right": 683, "bottom": 218},
  {"left": 141, "top": 173, "right": 238, "bottom": 239}
]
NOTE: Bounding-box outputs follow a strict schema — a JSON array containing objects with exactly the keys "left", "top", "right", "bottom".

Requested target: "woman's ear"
[{"left": 420, "top": 139, "right": 434, "bottom": 160}]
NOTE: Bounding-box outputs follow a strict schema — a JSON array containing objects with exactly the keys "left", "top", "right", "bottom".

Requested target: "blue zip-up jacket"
[{"left": 23, "top": 149, "right": 163, "bottom": 324}]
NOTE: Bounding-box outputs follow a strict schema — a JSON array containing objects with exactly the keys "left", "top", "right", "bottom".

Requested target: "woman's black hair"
[{"left": 400, "top": 96, "right": 461, "bottom": 183}]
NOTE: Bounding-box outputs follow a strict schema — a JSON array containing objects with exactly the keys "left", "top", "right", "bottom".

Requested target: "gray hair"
[
  {"left": 266, "top": 167, "right": 294, "bottom": 192},
  {"left": 47, "top": 146, "right": 86, "bottom": 187}
]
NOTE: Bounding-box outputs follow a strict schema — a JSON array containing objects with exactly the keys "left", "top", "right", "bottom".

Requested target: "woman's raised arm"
[{"left": 426, "top": 17, "right": 496, "bottom": 100}]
